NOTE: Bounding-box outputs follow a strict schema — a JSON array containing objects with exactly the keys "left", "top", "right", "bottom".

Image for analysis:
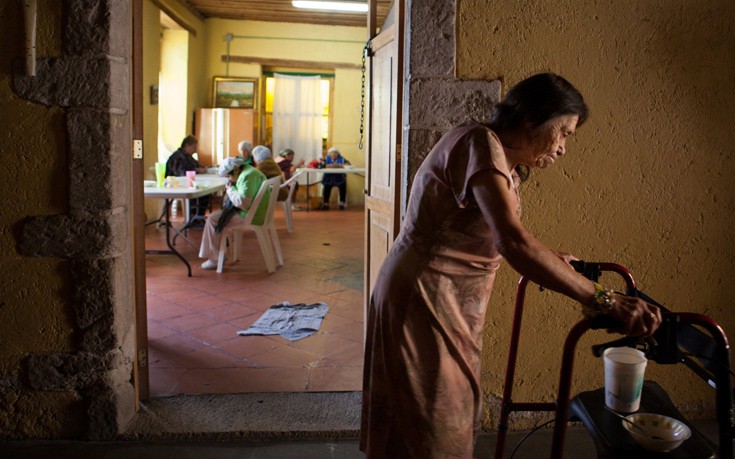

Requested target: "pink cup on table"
[{"left": 186, "top": 170, "right": 196, "bottom": 188}]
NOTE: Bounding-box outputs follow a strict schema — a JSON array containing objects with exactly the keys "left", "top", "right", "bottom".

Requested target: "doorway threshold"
[{"left": 121, "top": 391, "right": 361, "bottom": 441}]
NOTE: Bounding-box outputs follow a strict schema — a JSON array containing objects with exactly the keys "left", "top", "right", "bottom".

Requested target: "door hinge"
[
  {"left": 133, "top": 139, "right": 143, "bottom": 159},
  {"left": 137, "top": 349, "right": 148, "bottom": 368}
]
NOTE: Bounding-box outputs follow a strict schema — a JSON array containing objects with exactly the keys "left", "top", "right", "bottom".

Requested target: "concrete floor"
[{"left": 0, "top": 427, "right": 595, "bottom": 459}]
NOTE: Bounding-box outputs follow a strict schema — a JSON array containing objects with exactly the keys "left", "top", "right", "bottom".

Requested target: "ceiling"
[{"left": 182, "top": 0, "right": 392, "bottom": 28}]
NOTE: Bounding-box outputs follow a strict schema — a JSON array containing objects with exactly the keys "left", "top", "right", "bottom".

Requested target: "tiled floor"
[{"left": 144, "top": 200, "right": 365, "bottom": 397}]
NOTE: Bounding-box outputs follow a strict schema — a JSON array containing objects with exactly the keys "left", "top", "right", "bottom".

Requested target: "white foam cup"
[{"left": 603, "top": 347, "right": 647, "bottom": 412}]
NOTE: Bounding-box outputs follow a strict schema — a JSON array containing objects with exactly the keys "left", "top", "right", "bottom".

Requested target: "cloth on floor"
[{"left": 237, "top": 301, "right": 329, "bottom": 341}]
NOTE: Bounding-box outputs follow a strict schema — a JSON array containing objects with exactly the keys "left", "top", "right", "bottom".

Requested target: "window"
[{"left": 261, "top": 72, "right": 333, "bottom": 152}]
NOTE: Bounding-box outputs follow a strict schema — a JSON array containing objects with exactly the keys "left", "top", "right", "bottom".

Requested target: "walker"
[{"left": 493, "top": 261, "right": 734, "bottom": 458}]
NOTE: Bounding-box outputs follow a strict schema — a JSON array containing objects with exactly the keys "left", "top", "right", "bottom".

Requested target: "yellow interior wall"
[
  {"left": 0, "top": 2, "right": 78, "bottom": 436},
  {"left": 203, "top": 19, "right": 367, "bottom": 204},
  {"left": 158, "top": 29, "right": 189, "bottom": 156},
  {"left": 0, "top": 2, "right": 72, "bottom": 369},
  {"left": 142, "top": 0, "right": 161, "bottom": 219},
  {"left": 142, "top": 0, "right": 205, "bottom": 219},
  {"left": 457, "top": 0, "right": 735, "bottom": 424}
]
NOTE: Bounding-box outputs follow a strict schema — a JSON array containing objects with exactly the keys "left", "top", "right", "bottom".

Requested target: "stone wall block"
[
  {"left": 70, "top": 259, "right": 115, "bottom": 330},
  {"left": 67, "top": 109, "right": 112, "bottom": 210},
  {"left": 408, "top": 0, "right": 455, "bottom": 77},
  {"left": 25, "top": 353, "right": 106, "bottom": 391},
  {"left": 405, "top": 128, "right": 444, "bottom": 197},
  {"left": 108, "top": 58, "right": 130, "bottom": 112},
  {"left": 408, "top": 78, "right": 501, "bottom": 128},
  {"left": 86, "top": 389, "right": 118, "bottom": 440},
  {"left": 79, "top": 315, "right": 116, "bottom": 352},
  {"left": 13, "top": 57, "right": 111, "bottom": 108},
  {"left": 18, "top": 212, "right": 128, "bottom": 259},
  {"left": 64, "top": 0, "right": 129, "bottom": 58}
]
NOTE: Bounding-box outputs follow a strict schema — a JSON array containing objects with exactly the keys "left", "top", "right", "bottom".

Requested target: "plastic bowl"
[
  {"left": 343, "top": 165, "right": 353, "bottom": 169},
  {"left": 623, "top": 413, "right": 691, "bottom": 452}
]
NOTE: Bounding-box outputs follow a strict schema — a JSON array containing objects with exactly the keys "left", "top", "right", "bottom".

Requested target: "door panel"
[{"left": 364, "top": 0, "right": 403, "bottom": 314}]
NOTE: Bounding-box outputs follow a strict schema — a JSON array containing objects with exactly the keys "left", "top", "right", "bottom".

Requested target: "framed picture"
[{"left": 213, "top": 77, "right": 258, "bottom": 109}]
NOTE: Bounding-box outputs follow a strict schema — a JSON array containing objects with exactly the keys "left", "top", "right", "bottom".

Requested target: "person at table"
[
  {"left": 359, "top": 73, "right": 662, "bottom": 458},
  {"left": 320, "top": 147, "right": 351, "bottom": 210},
  {"left": 165, "top": 135, "right": 208, "bottom": 218},
  {"left": 198, "top": 157, "right": 269, "bottom": 270},
  {"left": 252, "top": 145, "right": 289, "bottom": 201},
  {"left": 275, "top": 148, "right": 305, "bottom": 181},
  {"left": 237, "top": 140, "right": 254, "bottom": 166}
]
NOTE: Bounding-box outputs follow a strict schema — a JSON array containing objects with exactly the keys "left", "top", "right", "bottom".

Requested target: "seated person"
[
  {"left": 275, "top": 148, "right": 305, "bottom": 181},
  {"left": 198, "top": 157, "right": 268, "bottom": 270},
  {"left": 252, "top": 145, "right": 289, "bottom": 201},
  {"left": 237, "top": 140, "right": 254, "bottom": 166},
  {"left": 320, "top": 147, "right": 351, "bottom": 210},
  {"left": 165, "top": 135, "right": 209, "bottom": 218}
]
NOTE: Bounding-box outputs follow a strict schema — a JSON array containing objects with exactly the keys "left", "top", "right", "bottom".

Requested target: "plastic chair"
[
  {"left": 279, "top": 174, "right": 299, "bottom": 233},
  {"left": 216, "top": 176, "right": 284, "bottom": 273}
]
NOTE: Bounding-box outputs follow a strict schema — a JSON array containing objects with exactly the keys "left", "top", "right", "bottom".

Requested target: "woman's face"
[
  {"left": 525, "top": 114, "right": 579, "bottom": 169},
  {"left": 329, "top": 150, "right": 340, "bottom": 161}
]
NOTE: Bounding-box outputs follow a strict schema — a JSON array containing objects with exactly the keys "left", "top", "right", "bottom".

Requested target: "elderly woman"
[
  {"left": 320, "top": 147, "right": 351, "bottom": 210},
  {"left": 275, "top": 148, "right": 305, "bottom": 181},
  {"left": 360, "top": 73, "right": 662, "bottom": 458},
  {"left": 237, "top": 140, "right": 254, "bottom": 165},
  {"left": 198, "top": 157, "right": 268, "bottom": 270},
  {"left": 252, "top": 145, "right": 289, "bottom": 201}
]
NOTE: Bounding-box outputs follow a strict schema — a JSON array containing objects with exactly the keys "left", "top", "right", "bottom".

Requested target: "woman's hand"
[
  {"left": 554, "top": 251, "right": 578, "bottom": 265},
  {"left": 606, "top": 295, "right": 662, "bottom": 337}
]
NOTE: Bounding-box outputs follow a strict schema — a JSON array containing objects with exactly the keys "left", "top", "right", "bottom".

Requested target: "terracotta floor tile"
[
  {"left": 216, "top": 335, "right": 282, "bottom": 360},
  {"left": 286, "top": 333, "right": 359, "bottom": 358},
  {"left": 318, "top": 342, "right": 365, "bottom": 367},
  {"left": 148, "top": 367, "right": 187, "bottom": 397},
  {"left": 150, "top": 332, "right": 207, "bottom": 355},
  {"left": 145, "top": 205, "right": 365, "bottom": 395},
  {"left": 163, "top": 312, "right": 220, "bottom": 333},
  {"left": 175, "top": 368, "right": 250, "bottom": 394},
  {"left": 308, "top": 366, "right": 363, "bottom": 392},
  {"left": 248, "top": 345, "right": 322, "bottom": 368},
  {"left": 239, "top": 367, "right": 310, "bottom": 392}
]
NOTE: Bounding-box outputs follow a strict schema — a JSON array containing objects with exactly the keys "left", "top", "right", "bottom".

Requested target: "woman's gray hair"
[
  {"left": 252, "top": 145, "right": 272, "bottom": 162},
  {"left": 327, "top": 147, "right": 341, "bottom": 155},
  {"left": 238, "top": 140, "right": 253, "bottom": 154}
]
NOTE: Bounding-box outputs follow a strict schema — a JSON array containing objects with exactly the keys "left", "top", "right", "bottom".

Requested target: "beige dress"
[{"left": 360, "top": 120, "right": 520, "bottom": 459}]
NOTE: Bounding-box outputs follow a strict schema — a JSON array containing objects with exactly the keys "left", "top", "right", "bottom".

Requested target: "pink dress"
[{"left": 360, "top": 120, "right": 520, "bottom": 458}]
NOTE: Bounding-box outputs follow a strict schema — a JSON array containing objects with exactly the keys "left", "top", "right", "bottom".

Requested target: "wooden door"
[
  {"left": 132, "top": 0, "right": 149, "bottom": 403},
  {"left": 364, "top": 0, "right": 404, "bottom": 311}
]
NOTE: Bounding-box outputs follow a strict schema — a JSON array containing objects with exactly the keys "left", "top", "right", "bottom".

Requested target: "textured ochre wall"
[
  {"left": 457, "top": 0, "right": 735, "bottom": 425},
  {"left": 0, "top": 2, "right": 80, "bottom": 437}
]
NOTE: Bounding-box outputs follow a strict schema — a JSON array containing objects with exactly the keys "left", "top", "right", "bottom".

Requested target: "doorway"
[{"left": 136, "top": 0, "right": 401, "bottom": 401}]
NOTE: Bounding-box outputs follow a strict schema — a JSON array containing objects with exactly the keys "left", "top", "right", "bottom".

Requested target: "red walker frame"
[{"left": 493, "top": 262, "right": 733, "bottom": 459}]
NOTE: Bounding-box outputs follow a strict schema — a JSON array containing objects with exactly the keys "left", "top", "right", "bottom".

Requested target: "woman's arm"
[{"left": 469, "top": 169, "right": 661, "bottom": 336}]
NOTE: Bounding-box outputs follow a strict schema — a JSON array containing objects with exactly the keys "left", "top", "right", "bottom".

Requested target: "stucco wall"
[
  {"left": 456, "top": 0, "right": 735, "bottom": 425},
  {"left": 1, "top": 1, "right": 135, "bottom": 439},
  {"left": 0, "top": 2, "right": 81, "bottom": 438}
]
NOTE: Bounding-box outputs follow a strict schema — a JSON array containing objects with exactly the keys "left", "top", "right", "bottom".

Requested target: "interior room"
[
  {"left": 141, "top": 0, "right": 374, "bottom": 397},
  {"left": 1, "top": 0, "right": 734, "bottom": 457}
]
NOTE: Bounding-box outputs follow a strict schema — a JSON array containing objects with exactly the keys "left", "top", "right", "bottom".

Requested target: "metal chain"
[{"left": 358, "top": 40, "right": 371, "bottom": 150}]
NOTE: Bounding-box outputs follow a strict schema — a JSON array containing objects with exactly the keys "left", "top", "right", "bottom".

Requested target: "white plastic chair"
[
  {"left": 216, "top": 176, "right": 284, "bottom": 273},
  {"left": 279, "top": 174, "right": 300, "bottom": 233}
]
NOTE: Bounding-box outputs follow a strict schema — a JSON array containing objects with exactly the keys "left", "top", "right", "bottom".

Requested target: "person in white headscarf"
[{"left": 198, "top": 156, "right": 268, "bottom": 270}]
